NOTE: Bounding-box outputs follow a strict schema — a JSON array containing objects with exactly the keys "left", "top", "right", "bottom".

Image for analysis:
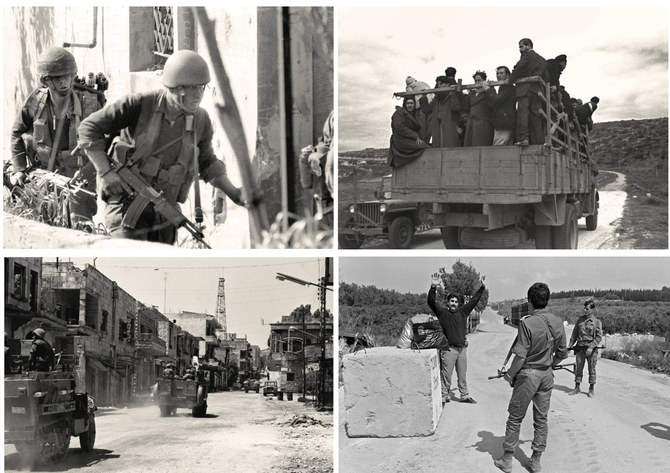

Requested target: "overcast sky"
[
  {"left": 45, "top": 258, "right": 332, "bottom": 348},
  {"left": 338, "top": 4, "right": 668, "bottom": 151},
  {"left": 339, "top": 256, "right": 670, "bottom": 302}
]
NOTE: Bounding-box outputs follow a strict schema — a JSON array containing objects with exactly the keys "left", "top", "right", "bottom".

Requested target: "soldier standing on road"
[
  {"left": 568, "top": 297, "right": 603, "bottom": 398},
  {"left": 495, "top": 282, "right": 568, "bottom": 473},
  {"left": 79, "top": 50, "right": 244, "bottom": 244},
  {"left": 428, "top": 273, "right": 485, "bottom": 405},
  {"left": 29, "top": 328, "right": 55, "bottom": 372},
  {"left": 8, "top": 47, "right": 103, "bottom": 228}
]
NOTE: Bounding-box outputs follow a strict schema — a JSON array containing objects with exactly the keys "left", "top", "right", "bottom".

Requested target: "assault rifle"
[
  {"left": 489, "top": 362, "right": 578, "bottom": 380},
  {"left": 111, "top": 162, "right": 212, "bottom": 249}
]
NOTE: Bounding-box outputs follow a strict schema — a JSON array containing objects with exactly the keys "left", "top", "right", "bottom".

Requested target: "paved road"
[
  {"left": 360, "top": 171, "right": 627, "bottom": 250},
  {"left": 340, "top": 308, "right": 670, "bottom": 473},
  {"left": 5, "top": 391, "right": 333, "bottom": 473}
]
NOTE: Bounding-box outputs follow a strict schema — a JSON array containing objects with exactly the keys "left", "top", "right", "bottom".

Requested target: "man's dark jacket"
[{"left": 427, "top": 285, "right": 485, "bottom": 347}]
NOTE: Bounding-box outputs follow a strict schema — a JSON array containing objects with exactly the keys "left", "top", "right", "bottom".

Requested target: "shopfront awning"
[{"left": 86, "top": 357, "right": 109, "bottom": 372}]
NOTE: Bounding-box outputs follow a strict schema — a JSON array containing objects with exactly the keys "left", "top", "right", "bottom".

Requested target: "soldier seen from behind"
[
  {"left": 8, "top": 47, "right": 104, "bottom": 229},
  {"left": 495, "top": 282, "right": 567, "bottom": 473},
  {"left": 78, "top": 50, "right": 244, "bottom": 245},
  {"left": 29, "top": 328, "right": 55, "bottom": 372},
  {"left": 568, "top": 297, "right": 603, "bottom": 398}
]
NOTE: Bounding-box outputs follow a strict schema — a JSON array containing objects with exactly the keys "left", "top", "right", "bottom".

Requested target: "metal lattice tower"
[{"left": 215, "top": 277, "right": 227, "bottom": 333}]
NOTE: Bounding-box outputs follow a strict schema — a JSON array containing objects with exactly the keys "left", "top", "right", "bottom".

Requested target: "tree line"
[{"left": 551, "top": 288, "right": 670, "bottom": 302}]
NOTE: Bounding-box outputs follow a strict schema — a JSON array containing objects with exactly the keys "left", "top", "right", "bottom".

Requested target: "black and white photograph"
[
  {"left": 2, "top": 6, "right": 334, "bottom": 249},
  {"left": 5, "top": 256, "right": 333, "bottom": 471},
  {"left": 339, "top": 256, "right": 670, "bottom": 472},
  {"left": 338, "top": 5, "right": 668, "bottom": 250}
]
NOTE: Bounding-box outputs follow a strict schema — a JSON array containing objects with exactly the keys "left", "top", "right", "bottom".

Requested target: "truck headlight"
[
  {"left": 384, "top": 192, "right": 392, "bottom": 199},
  {"left": 348, "top": 204, "right": 355, "bottom": 213},
  {"left": 380, "top": 204, "right": 387, "bottom": 213}
]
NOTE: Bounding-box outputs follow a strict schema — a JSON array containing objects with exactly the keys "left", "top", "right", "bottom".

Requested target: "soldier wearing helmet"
[
  {"left": 8, "top": 47, "right": 102, "bottom": 228},
  {"left": 29, "top": 328, "right": 55, "bottom": 372},
  {"left": 79, "top": 49, "right": 243, "bottom": 245}
]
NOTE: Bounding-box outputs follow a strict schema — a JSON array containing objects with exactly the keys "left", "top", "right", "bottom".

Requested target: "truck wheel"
[
  {"left": 553, "top": 204, "right": 579, "bottom": 249},
  {"left": 388, "top": 216, "right": 414, "bottom": 248},
  {"left": 79, "top": 415, "right": 96, "bottom": 452},
  {"left": 440, "top": 226, "right": 461, "bottom": 249},
  {"left": 159, "top": 406, "right": 170, "bottom": 417},
  {"left": 585, "top": 209, "right": 598, "bottom": 231},
  {"left": 534, "top": 226, "right": 553, "bottom": 249},
  {"left": 339, "top": 217, "right": 364, "bottom": 249}
]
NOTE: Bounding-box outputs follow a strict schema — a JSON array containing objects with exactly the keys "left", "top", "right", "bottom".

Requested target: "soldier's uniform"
[
  {"left": 569, "top": 310, "right": 603, "bottom": 387},
  {"left": 29, "top": 329, "right": 55, "bottom": 372},
  {"left": 502, "top": 309, "right": 567, "bottom": 457},
  {"left": 9, "top": 47, "right": 103, "bottom": 225}
]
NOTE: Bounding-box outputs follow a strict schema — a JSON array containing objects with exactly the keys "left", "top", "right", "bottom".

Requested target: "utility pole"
[{"left": 318, "top": 258, "right": 329, "bottom": 410}]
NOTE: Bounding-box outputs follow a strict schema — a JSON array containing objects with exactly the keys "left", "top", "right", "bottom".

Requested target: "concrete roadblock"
[{"left": 342, "top": 347, "right": 442, "bottom": 437}]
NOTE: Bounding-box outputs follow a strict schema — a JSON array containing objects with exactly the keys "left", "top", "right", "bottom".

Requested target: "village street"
[
  {"left": 340, "top": 307, "right": 670, "bottom": 473},
  {"left": 5, "top": 391, "right": 333, "bottom": 473}
]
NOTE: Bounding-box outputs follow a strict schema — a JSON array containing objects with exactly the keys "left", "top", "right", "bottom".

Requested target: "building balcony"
[{"left": 135, "top": 333, "right": 167, "bottom": 356}]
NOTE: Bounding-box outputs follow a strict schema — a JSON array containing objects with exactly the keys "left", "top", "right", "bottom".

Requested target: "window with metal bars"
[{"left": 152, "top": 6, "right": 174, "bottom": 65}]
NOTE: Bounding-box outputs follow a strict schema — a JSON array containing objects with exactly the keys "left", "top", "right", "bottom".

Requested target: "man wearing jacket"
[
  {"left": 484, "top": 66, "right": 516, "bottom": 145},
  {"left": 428, "top": 273, "right": 485, "bottom": 404},
  {"left": 508, "top": 38, "right": 549, "bottom": 146}
]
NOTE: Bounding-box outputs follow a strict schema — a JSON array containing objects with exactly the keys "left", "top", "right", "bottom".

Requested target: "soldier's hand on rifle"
[
  {"left": 99, "top": 171, "right": 133, "bottom": 197},
  {"left": 9, "top": 171, "right": 26, "bottom": 186},
  {"left": 503, "top": 371, "right": 515, "bottom": 387}
]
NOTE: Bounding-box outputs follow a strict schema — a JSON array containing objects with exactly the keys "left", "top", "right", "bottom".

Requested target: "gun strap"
[
  {"left": 189, "top": 115, "right": 203, "bottom": 224},
  {"left": 46, "top": 92, "right": 72, "bottom": 172}
]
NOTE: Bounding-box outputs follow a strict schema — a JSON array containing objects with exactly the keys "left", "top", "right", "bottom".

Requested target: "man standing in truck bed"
[
  {"left": 428, "top": 273, "right": 485, "bottom": 404},
  {"left": 509, "top": 38, "right": 549, "bottom": 146}
]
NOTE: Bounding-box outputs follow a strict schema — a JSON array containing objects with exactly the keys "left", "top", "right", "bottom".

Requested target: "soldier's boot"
[
  {"left": 568, "top": 383, "right": 581, "bottom": 395},
  {"left": 529, "top": 450, "right": 542, "bottom": 473},
  {"left": 587, "top": 384, "right": 595, "bottom": 398},
  {"left": 494, "top": 451, "right": 514, "bottom": 473}
]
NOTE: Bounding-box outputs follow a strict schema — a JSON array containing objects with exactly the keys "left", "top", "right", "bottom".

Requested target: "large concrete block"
[{"left": 343, "top": 347, "right": 442, "bottom": 438}]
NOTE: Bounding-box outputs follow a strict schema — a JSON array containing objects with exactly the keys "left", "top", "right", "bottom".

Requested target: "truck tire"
[
  {"left": 159, "top": 406, "right": 170, "bottom": 417},
  {"left": 553, "top": 204, "right": 579, "bottom": 249},
  {"left": 79, "top": 415, "right": 96, "bottom": 452},
  {"left": 339, "top": 217, "right": 364, "bottom": 249},
  {"left": 534, "top": 226, "right": 553, "bottom": 249},
  {"left": 440, "top": 226, "right": 461, "bottom": 249},
  {"left": 388, "top": 216, "right": 414, "bottom": 249},
  {"left": 585, "top": 209, "right": 598, "bottom": 231},
  {"left": 37, "top": 422, "right": 70, "bottom": 464}
]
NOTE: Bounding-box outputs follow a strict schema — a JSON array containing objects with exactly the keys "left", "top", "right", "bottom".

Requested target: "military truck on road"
[
  {"left": 393, "top": 76, "right": 598, "bottom": 249},
  {"left": 4, "top": 350, "right": 96, "bottom": 464},
  {"left": 152, "top": 374, "right": 208, "bottom": 417}
]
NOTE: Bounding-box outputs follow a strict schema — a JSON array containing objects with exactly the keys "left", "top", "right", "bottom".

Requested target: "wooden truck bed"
[{"left": 392, "top": 145, "right": 592, "bottom": 204}]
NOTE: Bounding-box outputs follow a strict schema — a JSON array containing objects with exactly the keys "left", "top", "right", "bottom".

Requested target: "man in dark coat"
[
  {"left": 464, "top": 71, "right": 495, "bottom": 147},
  {"left": 422, "top": 76, "right": 465, "bottom": 148},
  {"left": 576, "top": 96, "right": 600, "bottom": 131},
  {"left": 509, "top": 38, "right": 550, "bottom": 146},
  {"left": 485, "top": 66, "right": 516, "bottom": 145},
  {"left": 388, "top": 96, "right": 429, "bottom": 167}
]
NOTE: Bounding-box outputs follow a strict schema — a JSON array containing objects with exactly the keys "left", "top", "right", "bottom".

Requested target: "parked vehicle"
[
  {"left": 244, "top": 379, "right": 260, "bottom": 393},
  {"left": 393, "top": 76, "right": 598, "bottom": 249},
  {"left": 262, "top": 380, "right": 278, "bottom": 396},
  {"left": 339, "top": 174, "right": 434, "bottom": 249},
  {"left": 4, "top": 344, "right": 96, "bottom": 464}
]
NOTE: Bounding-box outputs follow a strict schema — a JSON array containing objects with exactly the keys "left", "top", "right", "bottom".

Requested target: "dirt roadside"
[{"left": 339, "top": 309, "right": 670, "bottom": 473}]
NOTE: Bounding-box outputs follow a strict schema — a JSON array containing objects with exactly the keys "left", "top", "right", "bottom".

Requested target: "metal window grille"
[{"left": 153, "top": 6, "right": 174, "bottom": 61}]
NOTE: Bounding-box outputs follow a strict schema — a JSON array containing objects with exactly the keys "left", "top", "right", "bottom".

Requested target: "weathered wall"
[{"left": 343, "top": 347, "right": 442, "bottom": 438}]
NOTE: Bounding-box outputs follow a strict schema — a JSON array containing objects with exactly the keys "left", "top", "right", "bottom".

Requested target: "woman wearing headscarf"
[{"left": 388, "top": 96, "right": 430, "bottom": 167}]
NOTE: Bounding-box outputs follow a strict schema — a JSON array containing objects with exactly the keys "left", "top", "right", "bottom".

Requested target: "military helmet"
[
  {"left": 33, "top": 328, "right": 46, "bottom": 339},
  {"left": 163, "top": 50, "right": 210, "bottom": 87},
  {"left": 36, "top": 47, "right": 77, "bottom": 77}
]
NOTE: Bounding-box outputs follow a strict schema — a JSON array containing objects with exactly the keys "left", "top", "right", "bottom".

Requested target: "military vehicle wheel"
[
  {"left": 553, "top": 203, "right": 579, "bottom": 249},
  {"left": 585, "top": 209, "right": 598, "bottom": 231},
  {"left": 39, "top": 423, "right": 70, "bottom": 464},
  {"left": 170, "top": 407, "right": 178, "bottom": 416},
  {"left": 159, "top": 406, "right": 170, "bottom": 417},
  {"left": 534, "top": 225, "right": 553, "bottom": 249},
  {"left": 192, "top": 402, "right": 207, "bottom": 417},
  {"left": 339, "top": 217, "right": 364, "bottom": 249},
  {"left": 79, "top": 415, "right": 96, "bottom": 452},
  {"left": 440, "top": 226, "right": 461, "bottom": 249},
  {"left": 388, "top": 216, "right": 414, "bottom": 248},
  {"left": 255, "top": 387, "right": 259, "bottom": 393}
]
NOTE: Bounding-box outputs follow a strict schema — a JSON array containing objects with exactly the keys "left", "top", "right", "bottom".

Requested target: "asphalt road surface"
[
  {"left": 360, "top": 171, "right": 627, "bottom": 250},
  {"left": 340, "top": 308, "right": 670, "bottom": 473},
  {"left": 5, "top": 391, "right": 333, "bottom": 473}
]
